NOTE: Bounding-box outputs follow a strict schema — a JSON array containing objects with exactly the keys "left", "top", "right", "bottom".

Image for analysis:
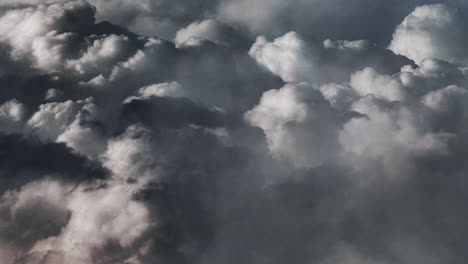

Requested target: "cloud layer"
[{"left": 1, "top": 1, "right": 468, "bottom": 264}]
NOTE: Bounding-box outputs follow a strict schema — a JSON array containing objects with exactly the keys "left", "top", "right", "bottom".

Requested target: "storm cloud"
[{"left": 1, "top": 0, "right": 468, "bottom": 264}]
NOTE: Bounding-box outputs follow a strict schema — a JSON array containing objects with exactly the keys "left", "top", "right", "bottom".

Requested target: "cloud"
[
  {"left": 245, "top": 83, "right": 344, "bottom": 168},
  {"left": 175, "top": 19, "right": 225, "bottom": 47},
  {"left": 323, "top": 39, "right": 371, "bottom": 51},
  {"left": 86, "top": 0, "right": 219, "bottom": 39},
  {"left": 0, "top": 99, "right": 26, "bottom": 134},
  {"left": 218, "top": 0, "right": 443, "bottom": 44},
  {"left": 101, "top": 124, "right": 157, "bottom": 181},
  {"left": 249, "top": 32, "right": 318, "bottom": 83},
  {"left": 350, "top": 67, "right": 407, "bottom": 102},
  {"left": 65, "top": 34, "right": 136, "bottom": 78},
  {"left": 2, "top": 1, "right": 468, "bottom": 263},
  {"left": 389, "top": 4, "right": 468, "bottom": 65},
  {"left": 0, "top": 1, "right": 95, "bottom": 71},
  {"left": 124, "top": 82, "right": 187, "bottom": 103},
  {"left": 1, "top": 176, "right": 156, "bottom": 263},
  {"left": 0, "top": 133, "right": 108, "bottom": 194},
  {"left": 0, "top": 179, "right": 71, "bottom": 262}
]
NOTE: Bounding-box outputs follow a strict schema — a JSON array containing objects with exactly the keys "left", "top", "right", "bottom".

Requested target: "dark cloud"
[
  {"left": 0, "top": 133, "right": 108, "bottom": 191},
  {"left": 2, "top": 1, "right": 468, "bottom": 264}
]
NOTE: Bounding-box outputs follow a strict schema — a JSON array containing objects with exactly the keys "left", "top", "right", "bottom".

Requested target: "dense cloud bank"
[{"left": 1, "top": 0, "right": 468, "bottom": 263}]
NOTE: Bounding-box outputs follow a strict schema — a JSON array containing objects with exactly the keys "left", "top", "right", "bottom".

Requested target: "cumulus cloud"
[
  {"left": 323, "top": 39, "right": 371, "bottom": 51},
  {"left": 65, "top": 34, "right": 135, "bottom": 77},
  {"left": 389, "top": 4, "right": 468, "bottom": 65},
  {"left": 249, "top": 32, "right": 318, "bottom": 83},
  {"left": 0, "top": 1, "right": 94, "bottom": 70},
  {"left": 0, "top": 176, "right": 155, "bottom": 264},
  {"left": 350, "top": 67, "right": 407, "bottom": 102},
  {"left": 3, "top": 1, "right": 468, "bottom": 264},
  {"left": 245, "top": 83, "right": 343, "bottom": 168},
  {"left": 102, "top": 124, "right": 157, "bottom": 181},
  {"left": 0, "top": 99, "right": 26, "bottom": 134},
  {"left": 175, "top": 19, "right": 225, "bottom": 47}
]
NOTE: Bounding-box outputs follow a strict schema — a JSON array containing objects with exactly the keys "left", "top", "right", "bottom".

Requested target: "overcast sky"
[{"left": 1, "top": 0, "right": 468, "bottom": 263}]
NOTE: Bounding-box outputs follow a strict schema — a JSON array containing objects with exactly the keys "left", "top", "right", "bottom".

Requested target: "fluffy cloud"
[
  {"left": 0, "top": 99, "right": 26, "bottom": 134},
  {"left": 249, "top": 32, "right": 318, "bottom": 83},
  {"left": 389, "top": 4, "right": 468, "bottom": 65},
  {"left": 0, "top": 1, "right": 94, "bottom": 71},
  {"left": 102, "top": 124, "right": 157, "bottom": 181},
  {"left": 27, "top": 181, "right": 155, "bottom": 263},
  {"left": 27, "top": 98, "right": 97, "bottom": 139},
  {"left": 0, "top": 179, "right": 71, "bottom": 263},
  {"left": 350, "top": 67, "right": 407, "bottom": 102},
  {"left": 175, "top": 19, "right": 225, "bottom": 46},
  {"left": 1, "top": 176, "right": 155, "bottom": 263},
  {"left": 3, "top": 1, "right": 468, "bottom": 264},
  {"left": 26, "top": 98, "right": 106, "bottom": 157},
  {"left": 245, "top": 83, "right": 342, "bottom": 168},
  {"left": 65, "top": 34, "right": 135, "bottom": 78},
  {"left": 339, "top": 96, "right": 451, "bottom": 169}
]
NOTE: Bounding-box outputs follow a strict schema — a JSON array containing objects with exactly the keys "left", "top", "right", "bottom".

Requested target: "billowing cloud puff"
[
  {"left": 26, "top": 98, "right": 106, "bottom": 157},
  {"left": 350, "top": 67, "right": 407, "bottom": 102},
  {"left": 27, "top": 181, "right": 155, "bottom": 263},
  {"left": 389, "top": 4, "right": 468, "bottom": 65},
  {"left": 102, "top": 124, "right": 157, "bottom": 182},
  {"left": 107, "top": 37, "right": 172, "bottom": 83},
  {"left": 339, "top": 96, "right": 451, "bottom": 169},
  {"left": 422, "top": 85, "right": 468, "bottom": 113},
  {"left": 0, "top": 0, "right": 160, "bottom": 82},
  {"left": 0, "top": 1, "right": 94, "bottom": 71},
  {"left": 0, "top": 99, "right": 26, "bottom": 134},
  {"left": 245, "top": 83, "right": 342, "bottom": 168},
  {"left": 27, "top": 98, "right": 98, "bottom": 140},
  {"left": 249, "top": 32, "right": 318, "bottom": 83},
  {"left": 0, "top": 179, "right": 71, "bottom": 262},
  {"left": 175, "top": 19, "right": 225, "bottom": 46},
  {"left": 65, "top": 34, "right": 135, "bottom": 78},
  {"left": 1, "top": 176, "right": 155, "bottom": 264},
  {"left": 319, "top": 83, "right": 356, "bottom": 110}
]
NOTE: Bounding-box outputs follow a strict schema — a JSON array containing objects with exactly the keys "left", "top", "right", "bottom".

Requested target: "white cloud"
[
  {"left": 421, "top": 85, "right": 467, "bottom": 113},
  {"left": 218, "top": 0, "right": 286, "bottom": 34},
  {"left": 27, "top": 98, "right": 106, "bottom": 157},
  {"left": 350, "top": 67, "right": 407, "bottom": 102},
  {"left": 0, "top": 99, "right": 25, "bottom": 122},
  {"left": 249, "top": 32, "right": 318, "bottom": 83},
  {"left": 175, "top": 19, "right": 224, "bottom": 46},
  {"left": 0, "top": 1, "right": 89, "bottom": 71},
  {"left": 0, "top": 99, "right": 26, "bottom": 134},
  {"left": 1, "top": 176, "right": 156, "bottom": 264},
  {"left": 339, "top": 96, "right": 452, "bottom": 172},
  {"left": 389, "top": 4, "right": 468, "bottom": 65},
  {"left": 245, "top": 83, "right": 340, "bottom": 168},
  {"left": 29, "top": 181, "right": 154, "bottom": 263},
  {"left": 102, "top": 124, "right": 158, "bottom": 182},
  {"left": 27, "top": 98, "right": 95, "bottom": 141},
  {"left": 323, "top": 39, "right": 370, "bottom": 51},
  {"left": 319, "top": 83, "right": 356, "bottom": 110},
  {"left": 66, "top": 34, "right": 133, "bottom": 77},
  {"left": 57, "top": 118, "right": 106, "bottom": 158},
  {"left": 124, "top": 81, "right": 186, "bottom": 103},
  {"left": 109, "top": 38, "right": 167, "bottom": 82}
]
